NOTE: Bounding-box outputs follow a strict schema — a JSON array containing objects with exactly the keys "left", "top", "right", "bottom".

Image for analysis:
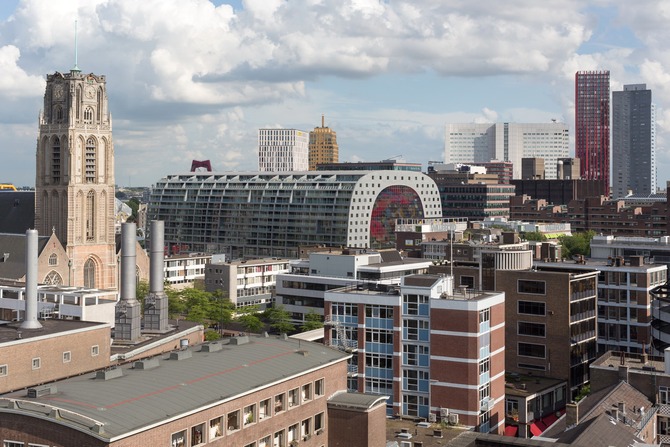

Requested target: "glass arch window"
[
  {"left": 48, "top": 254, "right": 58, "bottom": 266},
  {"left": 85, "top": 138, "right": 96, "bottom": 183},
  {"left": 369, "top": 186, "right": 423, "bottom": 248},
  {"left": 44, "top": 271, "right": 63, "bottom": 285}
]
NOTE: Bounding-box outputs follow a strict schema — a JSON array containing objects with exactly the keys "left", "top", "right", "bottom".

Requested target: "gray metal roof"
[
  {"left": 0, "top": 335, "right": 349, "bottom": 441},
  {"left": 0, "top": 233, "right": 51, "bottom": 280},
  {"left": 0, "top": 192, "right": 34, "bottom": 235}
]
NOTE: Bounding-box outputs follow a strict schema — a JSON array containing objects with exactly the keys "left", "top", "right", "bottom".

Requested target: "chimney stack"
[
  {"left": 20, "top": 229, "right": 42, "bottom": 330},
  {"left": 143, "top": 220, "right": 169, "bottom": 332},
  {"left": 115, "top": 223, "right": 141, "bottom": 341}
]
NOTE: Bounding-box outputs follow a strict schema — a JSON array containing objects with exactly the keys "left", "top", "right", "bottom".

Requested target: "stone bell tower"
[{"left": 35, "top": 64, "right": 117, "bottom": 290}]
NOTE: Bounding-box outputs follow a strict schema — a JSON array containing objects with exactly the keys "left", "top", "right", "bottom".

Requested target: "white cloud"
[{"left": 0, "top": 45, "right": 44, "bottom": 98}]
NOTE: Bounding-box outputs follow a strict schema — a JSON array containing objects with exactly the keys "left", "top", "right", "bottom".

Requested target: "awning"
[
  {"left": 504, "top": 425, "right": 519, "bottom": 437},
  {"left": 529, "top": 422, "right": 543, "bottom": 437},
  {"left": 542, "top": 412, "right": 559, "bottom": 428}
]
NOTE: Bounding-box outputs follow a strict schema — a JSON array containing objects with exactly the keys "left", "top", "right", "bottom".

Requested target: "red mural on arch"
[{"left": 369, "top": 185, "right": 423, "bottom": 248}]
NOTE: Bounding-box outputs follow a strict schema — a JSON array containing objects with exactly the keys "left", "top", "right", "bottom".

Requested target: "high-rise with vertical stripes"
[
  {"left": 612, "top": 84, "right": 656, "bottom": 199},
  {"left": 575, "top": 71, "right": 610, "bottom": 195}
]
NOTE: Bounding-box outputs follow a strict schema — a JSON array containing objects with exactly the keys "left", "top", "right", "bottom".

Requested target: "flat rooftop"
[
  {"left": 505, "top": 373, "right": 566, "bottom": 398},
  {"left": 591, "top": 351, "right": 666, "bottom": 373},
  {"left": 0, "top": 336, "right": 349, "bottom": 441},
  {"left": 0, "top": 319, "right": 108, "bottom": 344}
]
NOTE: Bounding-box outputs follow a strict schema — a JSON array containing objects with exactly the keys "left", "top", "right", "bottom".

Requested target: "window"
[
  {"left": 661, "top": 386, "right": 670, "bottom": 405},
  {"left": 227, "top": 409, "right": 240, "bottom": 432},
  {"left": 259, "top": 436, "right": 271, "bottom": 447},
  {"left": 84, "top": 106, "right": 94, "bottom": 123},
  {"left": 244, "top": 443, "right": 256, "bottom": 447},
  {"left": 479, "top": 358, "right": 490, "bottom": 375},
  {"left": 0, "top": 364, "right": 7, "bottom": 377},
  {"left": 288, "top": 424, "right": 299, "bottom": 443},
  {"left": 259, "top": 398, "right": 271, "bottom": 420},
  {"left": 91, "top": 345, "right": 99, "bottom": 356},
  {"left": 244, "top": 403, "right": 256, "bottom": 426},
  {"left": 63, "top": 351, "right": 71, "bottom": 363},
  {"left": 209, "top": 416, "right": 223, "bottom": 439},
  {"left": 171, "top": 430, "right": 187, "bottom": 447},
  {"left": 460, "top": 275, "right": 475, "bottom": 288},
  {"left": 4, "top": 442, "right": 24, "bottom": 447},
  {"left": 274, "top": 393, "right": 285, "bottom": 413},
  {"left": 314, "top": 412, "right": 325, "bottom": 432},
  {"left": 273, "top": 429, "right": 285, "bottom": 447},
  {"left": 518, "top": 322, "right": 546, "bottom": 337},
  {"left": 518, "top": 342, "right": 546, "bottom": 358},
  {"left": 518, "top": 362, "right": 546, "bottom": 371},
  {"left": 48, "top": 253, "right": 58, "bottom": 266},
  {"left": 301, "top": 418, "right": 311, "bottom": 439},
  {"left": 518, "top": 279, "right": 546, "bottom": 294},
  {"left": 32, "top": 358, "right": 41, "bottom": 370},
  {"left": 288, "top": 388, "right": 299, "bottom": 407},
  {"left": 302, "top": 383, "right": 312, "bottom": 401},
  {"left": 85, "top": 138, "right": 96, "bottom": 183},
  {"left": 191, "top": 423, "right": 205, "bottom": 446},
  {"left": 518, "top": 301, "right": 545, "bottom": 316},
  {"left": 315, "top": 378, "right": 324, "bottom": 397},
  {"left": 84, "top": 258, "right": 96, "bottom": 288}
]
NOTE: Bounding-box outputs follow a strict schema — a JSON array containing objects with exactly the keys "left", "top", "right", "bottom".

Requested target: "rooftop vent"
[
  {"left": 27, "top": 385, "right": 57, "bottom": 398},
  {"left": 96, "top": 368, "right": 123, "bottom": 381},
  {"left": 134, "top": 358, "right": 160, "bottom": 370},
  {"left": 229, "top": 335, "right": 250, "bottom": 345},
  {"left": 200, "top": 342, "right": 223, "bottom": 353},
  {"left": 170, "top": 350, "right": 192, "bottom": 361}
]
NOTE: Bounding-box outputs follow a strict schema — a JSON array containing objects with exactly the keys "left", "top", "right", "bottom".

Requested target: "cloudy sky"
[{"left": 1, "top": 0, "right": 669, "bottom": 188}]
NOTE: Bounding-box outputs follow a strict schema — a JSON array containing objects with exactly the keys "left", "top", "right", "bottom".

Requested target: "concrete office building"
[
  {"left": 444, "top": 122, "right": 569, "bottom": 179},
  {"left": 323, "top": 274, "right": 506, "bottom": 433},
  {"left": 308, "top": 115, "right": 338, "bottom": 170},
  {"left": 258, "top": 128, "right": 309, "bottom": 172},
  {"left": 534, "top": 257, "right": 667, "bottom": 355},
  {"left": 275, "top": 248, "right": 433, "bottom": 325},
  {"left": 575, "top": 70, "right": 610, "bottom": 195},
  {"left": 612, "top": 84, "right": 656, "bottom": 199},
  {"left": 148, "top": 171, "right": 443, "bottom": 259},
  {"left": 205, "top": 257, "right": 291, "bottom": 307}
]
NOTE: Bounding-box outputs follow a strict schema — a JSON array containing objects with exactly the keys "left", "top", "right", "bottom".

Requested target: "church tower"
[{"left": 35, "top": 66, "right": 117, "bottom": 289}]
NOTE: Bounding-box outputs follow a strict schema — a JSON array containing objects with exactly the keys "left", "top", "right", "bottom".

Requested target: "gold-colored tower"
[{"left": 308, "top": 115, "right": 339, "bottom": 170}]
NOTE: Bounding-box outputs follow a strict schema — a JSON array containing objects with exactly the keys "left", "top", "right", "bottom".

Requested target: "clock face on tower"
[
  {"left": 85, "top": 86, "right": 96, "bottom": 99},
  {"left": 53, "top": 85, "right": 64, "bottom": 100}
]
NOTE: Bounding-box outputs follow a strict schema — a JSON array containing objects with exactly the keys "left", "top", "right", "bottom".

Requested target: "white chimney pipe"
[
  {"left": 120, "top": 222, "right": 137, "bottom": 302},
  {"left": 149, "top": 220, "right": 165, "bottom": 294},
  {"left": 20, "top": 229, "right": 42, "bottom": 329}
]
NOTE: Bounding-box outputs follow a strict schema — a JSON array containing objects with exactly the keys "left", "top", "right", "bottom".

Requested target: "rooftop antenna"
[{"left": 71, "top": 19, "right": 81, "bottom": 73}]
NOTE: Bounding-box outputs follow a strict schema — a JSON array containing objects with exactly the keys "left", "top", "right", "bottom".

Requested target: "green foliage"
[
  {"left": 204, "top": 329, "right": 221, "bottom": 341},
  {"left": 237, "top": 313, "right": 264, "bottom": 333},
  {"left": 574, "top": 384, "right": 590, "bottom": 402},
  {"left": 265, "top": 305, "right": 295, "bottom": 334},
  {"left": 125, "top": 197, "right": 140, "bottom": 223},
  {"left": 521, "top": 231, "right": 547, "bottom": 242},
  {"left": 301, "top": 310, "right": 324, "bottom": 332},
  {"left": 162, "top": 285, "right": 234, "bottom": 326},
  {"left": 558, "top": 231, "right": 596, "bottom": 259}
]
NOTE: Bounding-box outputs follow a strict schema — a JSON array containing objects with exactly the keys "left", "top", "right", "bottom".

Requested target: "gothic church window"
[
  {"left": 85, "top": 138, "right": 96, "bottom": 183},
  {"left": 52, "top": 137, "right": 61, "bottom": 183},
  {"left": 44, "top": 271, "right": 62, "bottom": 285},
  {"left": 84, "top": 106, "right": 94, "bottom": 124},
  {"left": 84, "top": 258, "right": 96, "bottom": 288},
  {"left": 86, "top": 191, "right": 95, "bottom": 242},
  {"left": 49, "top": 254, "right": 58, "bottom": 266}
]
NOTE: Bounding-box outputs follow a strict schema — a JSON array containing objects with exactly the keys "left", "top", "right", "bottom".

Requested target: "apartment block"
[{"left": 323, "top": 275, "right": 506, "bottom": 434}]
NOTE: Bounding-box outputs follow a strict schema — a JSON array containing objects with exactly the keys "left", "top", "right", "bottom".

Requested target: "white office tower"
[
  {"left": 258, "top": 128, "right": 309, "bottom": 172},
  {"left": 444, "top": 122, "right": 569, "bottom": 179}
]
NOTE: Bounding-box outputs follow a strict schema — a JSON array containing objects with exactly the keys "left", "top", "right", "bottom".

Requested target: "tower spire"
[{"left": 71, "top": 19, "right": 80, "bottom": 73}]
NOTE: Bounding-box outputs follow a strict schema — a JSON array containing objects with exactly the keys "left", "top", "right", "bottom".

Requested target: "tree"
[
  {"left": 558, "top": 231, "right": 595, "bottom": 259},
  {"left": 125, "top": 197, "right": 140, "bottom": 223},
  {"left": 237, "top": 313, "right": 264, "bottom": 333},
  {"left": 521, "top": 231, "right": 546, "bottom": 242},
  {"left": 265, "top": 305, "right": 295, "bottom": 334},
  {"left": 301, "top": 310, "right": 324, "bottom": 332}
]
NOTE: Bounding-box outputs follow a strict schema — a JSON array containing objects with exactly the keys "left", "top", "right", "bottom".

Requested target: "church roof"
[
  {"left": 0, "top": 233, "right": 51, "bottom": 280},
  {"left": 0, "top": 191, "right": 34, "bottom": 235}
]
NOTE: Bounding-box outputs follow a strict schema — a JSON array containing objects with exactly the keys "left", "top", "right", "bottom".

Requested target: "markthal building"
[{"left": 148, "top": 171, "right": 442, "bottom": 259}]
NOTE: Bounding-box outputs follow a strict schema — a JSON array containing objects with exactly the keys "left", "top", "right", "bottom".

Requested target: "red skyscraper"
[{"left": 575, "top": 71, "right": 610, "bottom": 195}]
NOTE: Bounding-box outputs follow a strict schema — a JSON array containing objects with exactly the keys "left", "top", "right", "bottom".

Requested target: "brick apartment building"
[{"left": 324, "top": 274, "right": 506, "bottom": 433}]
